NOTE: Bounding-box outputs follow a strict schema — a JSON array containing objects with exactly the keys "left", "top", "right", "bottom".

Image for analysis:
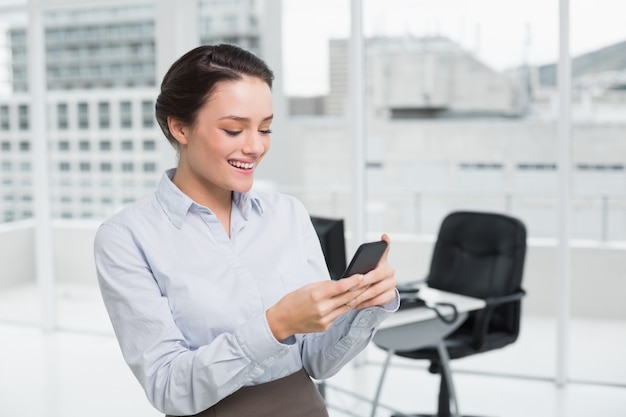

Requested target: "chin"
[{"left": 232, "top": 182, "right": 254, "bottom": 193}]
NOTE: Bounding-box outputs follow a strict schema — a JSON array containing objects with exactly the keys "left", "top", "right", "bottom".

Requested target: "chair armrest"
[
  {"left": 470, "top": 289, "right": 526, "bottom": 350},
  {"left": 484, "top": 289, "right": 526, "bottom": 306}
]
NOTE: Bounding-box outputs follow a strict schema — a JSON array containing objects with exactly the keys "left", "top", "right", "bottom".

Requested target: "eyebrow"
[{"left": 219, "top": 114, "right": 274, "bottom": 123}]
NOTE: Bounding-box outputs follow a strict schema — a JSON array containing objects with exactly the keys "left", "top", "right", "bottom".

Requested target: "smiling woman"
[{"left": 93, "top": 43, "right": 398, "bottom": 417}]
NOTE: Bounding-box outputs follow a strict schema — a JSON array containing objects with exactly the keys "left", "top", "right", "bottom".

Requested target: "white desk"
[
  {"left": 370, "top": 287, "right": 486, "bottom": 417},
  {"left": 379, "top": 287, "right": 486, "bottom": 330}
]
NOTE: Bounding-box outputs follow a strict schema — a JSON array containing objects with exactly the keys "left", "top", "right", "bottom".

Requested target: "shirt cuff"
[
  {"left": 235, "top": 311, "right": 291, "bottom": 368},
  {"left": 380, "top": 287, "right": 401, "bottom": 312}
]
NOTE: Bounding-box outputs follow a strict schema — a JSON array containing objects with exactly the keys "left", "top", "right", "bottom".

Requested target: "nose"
[{"left": 242, "top": 131, "right": 267, "bottom": 156}]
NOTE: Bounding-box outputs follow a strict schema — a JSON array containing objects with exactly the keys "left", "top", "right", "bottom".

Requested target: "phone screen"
[{"left": 341, "top": 240, "right": 388, "bottom": 278}]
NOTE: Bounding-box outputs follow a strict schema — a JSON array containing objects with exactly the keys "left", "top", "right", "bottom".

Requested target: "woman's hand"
[
  {"left": 344, "top": 233, "right": 396, "bottom": 310},
  {"left": 266, "top": 234, "right": 396, "bottom": 342}
]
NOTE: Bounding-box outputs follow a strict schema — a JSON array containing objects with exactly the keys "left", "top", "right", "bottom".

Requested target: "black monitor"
[{"left": 310, "top": 216, "right": 347, "bottom": 280}]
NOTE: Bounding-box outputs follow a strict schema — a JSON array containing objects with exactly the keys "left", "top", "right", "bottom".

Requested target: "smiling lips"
[{"left": 229, "top": 160, "right": 256, "bottom": 170}]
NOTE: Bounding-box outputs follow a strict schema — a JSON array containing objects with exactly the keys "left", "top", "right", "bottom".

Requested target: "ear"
[{"left": 167, "top": 117, "right": 189, "bottom": 146}]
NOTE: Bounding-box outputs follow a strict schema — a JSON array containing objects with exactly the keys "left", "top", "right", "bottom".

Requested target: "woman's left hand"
[{"left": 344, "top": 233, "right": 396, "bottom": 309}]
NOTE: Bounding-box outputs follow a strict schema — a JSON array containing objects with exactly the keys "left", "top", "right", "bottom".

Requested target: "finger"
[
  {"left": 348, "top": 276, "right": 396, "bottom": 307},
  {"left": 379, "top": 233, "right": 391, "bottom": 263},
  {"left": 353, "top": 288, "right": 397, "bottom": 309},
  {"left": 333, "top": 275, "right": 363, "bottom": 292}
]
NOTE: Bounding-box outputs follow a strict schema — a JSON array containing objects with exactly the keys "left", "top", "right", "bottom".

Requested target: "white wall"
[
  {"left": 1, "top": 223, "right": 624, "bottom": 319},
  {"left": 0, "top": 220, "right": 36, "bottom": 288}
]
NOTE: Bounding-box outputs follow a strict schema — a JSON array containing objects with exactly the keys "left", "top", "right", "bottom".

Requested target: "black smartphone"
[{"left": 341, "top": 240, "right": 388, "bottom": 278}]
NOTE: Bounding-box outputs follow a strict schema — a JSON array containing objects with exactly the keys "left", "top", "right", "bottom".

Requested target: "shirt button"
[
  {"left": 268, "top": 356, "right": 275, "bottom": 362},
  {"left": 346, "top": 339, "right": 354, "bottom": 345},
  {"left": 365, "top": 310, "right": 372, "bottom": 315},
  {"left": 359, "top": 318, "right": 367, "bottom": 323}
]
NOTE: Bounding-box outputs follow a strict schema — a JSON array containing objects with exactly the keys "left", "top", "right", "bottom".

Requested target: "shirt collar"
[{"left": 156, "top": 168, "right": 263, "bottom": 228}]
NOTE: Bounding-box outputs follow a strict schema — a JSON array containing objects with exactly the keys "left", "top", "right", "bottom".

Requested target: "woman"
[{"left": 94, "top": 44, "right": 398, "bottom": 417}]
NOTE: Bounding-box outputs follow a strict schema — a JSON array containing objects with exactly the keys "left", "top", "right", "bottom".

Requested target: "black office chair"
[{"left": 374, "top": 211, "right": 527, "bottom": 417}]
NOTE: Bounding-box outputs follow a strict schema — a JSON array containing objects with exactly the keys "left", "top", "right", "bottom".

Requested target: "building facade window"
[
  {"left": 57, "top": 103, "right": 69, "bottom": 129},
  {"left": 100, "top": 162, "right": 112, "bottom": 171},
  {"left": 0, "top": 105, "right": 9, "bottom": 130},
  {"left": 59, "top": 162, "right": 70, "bottom": 171},
  {"left": 459, "top": 162, "right": 504, "bottom": 171},
  {"left": 121, "top": 162, "right": 134, "bottom": 172},
  {"left": 120, "top": 101, "right": 132, "bottom": 128},
  {"left": 18, "top": 104, "right": 29, "bottom": 130},
  {"left": 58, "top": 140, "right": 70, "bottom": 151},
  {"left": 79, "top": 162, "right": 91, "bottom": 171},
  {"left": 78, "top": 102, "right": 89, "bottom": 129},
  {"left": 141, "top": 100, "right": 154, "bottom": 128},
  {"left": 142, "top": 139, "right": 156, "bottom": 151},
  {"left": 98, "top": 102, "right": 110, "bottom": 128},
  {"left": 19, "top": 141, "right": 30, "bottom": 151},
  {"left": 79, "top": 140, "right": 90, "bottom": 151},
  {"left": 1, "top": 141, "right": 9, "bottom": 151},
  {"left": 99, "top": 140, "right": 112, "bottom": 151},
  {"left": 121, "top": 140, "right": 133, "bottom": 151},
  {"left": 143, "top": 161, "right": 156, "bottom": 172}
]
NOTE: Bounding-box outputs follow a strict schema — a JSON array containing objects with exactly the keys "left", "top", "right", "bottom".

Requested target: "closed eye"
[
  {"left": 259, "top": 129, "right": 272, "bottom": 135},
  {"left": 223, "top": 129, "right": 241, "bottom": 136}
]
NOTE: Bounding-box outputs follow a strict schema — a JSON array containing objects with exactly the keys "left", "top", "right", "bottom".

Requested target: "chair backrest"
[
  {"left": 427, "top": 211, "right": 527, "bottom": 344},
  {"left": 427, "top": 211, "right": 527, "bottom": 300}
]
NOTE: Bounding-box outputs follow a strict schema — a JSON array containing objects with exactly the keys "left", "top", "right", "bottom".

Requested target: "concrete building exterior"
[
  {"left": 0, "top": 3, "right": 624, "bottom": 241},
  {"left": 0, "top": 0, "right": 264, "bottom": 223}
]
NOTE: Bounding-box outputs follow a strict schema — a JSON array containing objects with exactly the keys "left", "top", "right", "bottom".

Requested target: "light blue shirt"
[{"left": 94, "top": 169, "right": 398, "bottom": 415}]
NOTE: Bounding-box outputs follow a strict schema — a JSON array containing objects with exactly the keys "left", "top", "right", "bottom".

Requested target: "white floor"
[{"left": 0, "top": 283, "right": 625, "bottom": 417}]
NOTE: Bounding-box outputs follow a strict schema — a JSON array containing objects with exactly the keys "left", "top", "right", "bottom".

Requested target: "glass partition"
[
  {"left": 569, "top": 0, "right": 626, "bottom": 386},
  {"left": 0, "top": 0, "right": 623, "bottom": 392},
  {"left": 0, "top": 9, "right": 40, "bottom": 325}
]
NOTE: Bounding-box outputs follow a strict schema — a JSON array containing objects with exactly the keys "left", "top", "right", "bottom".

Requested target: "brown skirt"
[{"left": 166, "top": 368, "right": 329, "bottom": 417}]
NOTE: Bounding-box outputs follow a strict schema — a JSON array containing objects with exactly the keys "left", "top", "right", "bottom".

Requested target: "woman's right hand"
[{"left": 265, "top": 275, "right": 366, "bottom": 342}]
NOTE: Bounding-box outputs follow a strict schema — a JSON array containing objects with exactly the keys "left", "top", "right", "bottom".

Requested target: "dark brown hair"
[{"left": 155, "top": 44, "right": 274, "bottom": 151}]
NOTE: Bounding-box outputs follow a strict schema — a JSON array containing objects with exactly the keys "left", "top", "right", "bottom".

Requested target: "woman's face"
[{"left": 173, "top": 76, "right": 273, "bottom": 198}]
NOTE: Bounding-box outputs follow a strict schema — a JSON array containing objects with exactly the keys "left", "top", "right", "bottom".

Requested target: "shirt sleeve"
[{"left": 94, "top": 222, "right": 292, "bottom": 415}]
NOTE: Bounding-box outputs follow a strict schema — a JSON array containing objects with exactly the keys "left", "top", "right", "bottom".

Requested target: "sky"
[{"left": 282, "top": 0, "right": 626, "bottom": 96}]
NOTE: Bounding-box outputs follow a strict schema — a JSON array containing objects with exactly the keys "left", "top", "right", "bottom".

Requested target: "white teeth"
[{"left": 229, "top": 160, "right": 255, "bottom": 169}]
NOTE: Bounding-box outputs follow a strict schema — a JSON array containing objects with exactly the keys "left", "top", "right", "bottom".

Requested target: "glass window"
[
  {"left": 18, "top": 104, "right": 28, "bottom": 130},
  {"left": 121, "top": 162, "right": 134, "bottom": 172},
  {"left": 99, "top": 140, "right": 112, "bottom": 151},
  {"left": 98, "top": 101, "right": 110, "bottom": 128},
  {"left": 1, "top": 141, "right": 9, "bottom": 151},
  {"left": 143, "top": 161, "right": 156, "bottom": 172},
  {"left": 78, "top": 102, "right": 89, "bottom": 129},
  {"left": 121, "top": 140, "right": 133, "bottom": 151},
  {"left": 79, "top": 162, "right": 91, "bottom": 172},
  {"left": 79, "top": 140, "right": 90, "bottom": 151},
  {"left": 120, "top": 101, "right": 132, "bottom": 128},
  {"left": 100, "top": 162, "right": 112, "bottom": 172},
  {"left": 142, "top": 139, "right": 156, "bottom": 151},
  {"left": 58, "top": 140, "right": 70, "bottom": 151},
  {"left": 141, "top": 100, "right": 154, "bottom": 128},
  {"left": 59, "top": 162, "right": 70, "bottom": 171},
  {"left": 57, "top": 103, "right": 68, "bottom": 129},
  {"left": 19, "top": 141, "right": 30, "bottom": 151},
  {"left": 0, "top": 105, "right": 9, "bottom": 130}
]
